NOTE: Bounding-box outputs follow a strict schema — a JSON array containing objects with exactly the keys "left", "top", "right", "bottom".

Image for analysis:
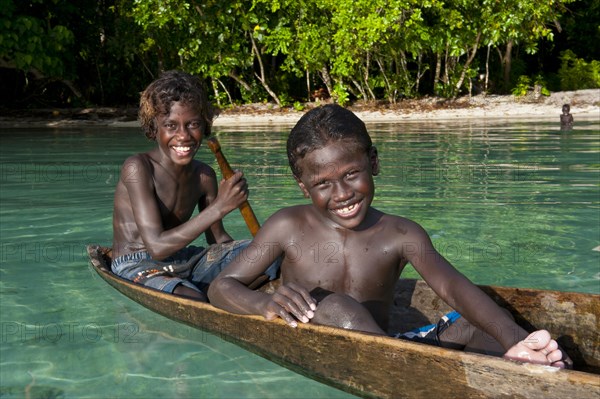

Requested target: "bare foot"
[{"left": 503, "top": 330, "right": 565, "bottom": 368}]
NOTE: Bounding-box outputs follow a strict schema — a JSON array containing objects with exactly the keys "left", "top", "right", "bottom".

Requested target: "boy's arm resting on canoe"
[
  {"left": 403, "top": 222, "right": 520, "bottom": 348},
  {"left": 208, "top": 213, "right": 317, "bottom": 327},
  {"left": 404, "top": 221, "right": 570, "bottom": 368},
  {"left": 209, "top": 276, "right": 316, "bottom": 327}
]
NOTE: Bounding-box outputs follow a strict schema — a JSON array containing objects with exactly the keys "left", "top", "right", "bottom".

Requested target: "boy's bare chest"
[
  {"left": 285, "top": 232, "right": 402, "bottom": 298},
  {"left": 153, "top": 173, "right": 202, "bottom": 223}
]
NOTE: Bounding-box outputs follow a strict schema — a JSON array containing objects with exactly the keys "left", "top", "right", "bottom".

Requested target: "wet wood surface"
[{"left": 88, "top": 245, "right": 600, "bottom": 399}]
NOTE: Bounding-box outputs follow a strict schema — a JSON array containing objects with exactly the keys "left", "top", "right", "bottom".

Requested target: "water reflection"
[{"left": 0, "top": 120, "right": 598, "bottom": 398}]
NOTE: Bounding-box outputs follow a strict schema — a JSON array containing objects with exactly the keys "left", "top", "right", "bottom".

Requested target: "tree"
[
  {"left": 481, "top": 0, "right": 574, "bottom": 92},
  {"left": 0, "top": 0, "right": 77, "bottom": 105},
  {"left": 0, "top": 0, "right": 592, "bottom": 108}
]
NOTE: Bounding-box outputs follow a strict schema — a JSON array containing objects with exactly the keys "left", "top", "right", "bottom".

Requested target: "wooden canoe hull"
[{"left": 87, "top": 245, "right": 600, "bottom": 399}]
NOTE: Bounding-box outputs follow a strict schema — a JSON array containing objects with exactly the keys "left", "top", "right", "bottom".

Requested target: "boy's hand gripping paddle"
[{"left": 206, "top": 137, "right": 261, "bottom": 237}]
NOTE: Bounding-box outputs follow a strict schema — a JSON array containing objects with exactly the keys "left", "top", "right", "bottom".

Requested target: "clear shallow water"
[{"left": 1, "top": 120, "right": 599, "bottom": 398}]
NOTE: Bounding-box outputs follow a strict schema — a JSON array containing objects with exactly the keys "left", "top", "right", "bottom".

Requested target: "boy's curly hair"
[
  {"left": 287, "top": 104, "right": 372, "bottom": 178},
  {"left": 138, "top": 70, "right": 219, "bottom": 140}
]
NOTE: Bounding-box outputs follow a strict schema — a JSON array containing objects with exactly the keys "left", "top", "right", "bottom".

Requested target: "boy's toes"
[
  {"left": 504, "top": 330, "right": 562, "bottom": 366},
  {"left": 547, "top": 348, "right": 564, "bottom": 364},
  {"left": 522, "top": 330, "right": 553, "bottom": 351},
  {"left": 550, "top": 360, "right": 566, "bottom": 369}
]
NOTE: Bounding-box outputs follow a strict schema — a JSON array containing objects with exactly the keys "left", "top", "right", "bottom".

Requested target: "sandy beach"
[
  {"left": 1, "top": 89, "right": 598, "bottom": 128},
  {"left": 213, "top": 89, "right": 600, "bottom": 127}
]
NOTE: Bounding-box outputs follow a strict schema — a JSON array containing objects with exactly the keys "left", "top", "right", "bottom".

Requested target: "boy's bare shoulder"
[
  {"left": 118, "top": 153, "right": 154, "bottom": 182},
  {"left": 378, "top": 211, "right": 428, "bottom": 236},
  {"left": 263, "top": 205, "right": 312, "bottom": 229},
  {"left": 123, "top": 152, "right": 148, "bottom": 164},
  {"left": 270, "top": 204, "right": 310, "bottom": 220},
  {"left": 121, "top": 152, "right": 157, "bottom": 170},
  {"left": 191, "top": 159, "right": 216, "bottom": 176}
]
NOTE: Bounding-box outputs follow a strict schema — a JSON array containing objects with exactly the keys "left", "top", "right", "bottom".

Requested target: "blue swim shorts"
[
  {"left": 111, "top": 240, "right": 281, "bottom": 294},
  {"left": 394, "top": 310, "right": 462, "bottom": 346}
]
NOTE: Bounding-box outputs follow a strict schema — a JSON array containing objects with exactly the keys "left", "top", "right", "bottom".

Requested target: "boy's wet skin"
[
  {"left": 112, "top": 71, "right": 251, "bottom": 301},
  {"left": 208, "top": 104, "right": 570, "bottom": 368},
  {"left": 113, "top": 102, "right": 246, "bottom": 260},
  {"left": 295, "top": 140, "right": 378, "bottom": 230}
]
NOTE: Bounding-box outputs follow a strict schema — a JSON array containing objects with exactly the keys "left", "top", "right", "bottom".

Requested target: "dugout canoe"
[{"left": 87, "top": 244, "right": 600, "bottom": 399}]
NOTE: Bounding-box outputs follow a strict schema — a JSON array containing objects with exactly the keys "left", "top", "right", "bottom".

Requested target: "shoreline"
[
  {"left": 1, "top": 89, "right": 598, "bottom": 128},
  {"left": 213, "top": 89, "right": 600, "bottom": 127}
]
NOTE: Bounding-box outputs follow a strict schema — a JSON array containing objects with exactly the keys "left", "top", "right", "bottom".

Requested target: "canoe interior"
[
  {"left": 88, "top": 245, "right": 599, "bottom": 373},
  {"left": 88, "top": 245, "right": 599, "bottom": 399},
  {"left": 88, "top": 246, "right": 600, "bottom": 399},
  {"left": 388, "top": 281, "right": 600, "bottom": 375}
]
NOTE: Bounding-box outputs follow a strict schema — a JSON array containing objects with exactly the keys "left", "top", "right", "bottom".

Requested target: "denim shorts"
[{"left": 111, "top": 240, "right": 280, "bottom": 294}]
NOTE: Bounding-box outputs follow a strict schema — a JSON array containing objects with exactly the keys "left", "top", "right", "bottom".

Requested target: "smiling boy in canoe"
[
  {"left": 208, "top": 104, "right": 569, "bottom": 368},
  {"left": 111, "top": 70, "right": 277, "bottom": 301}
]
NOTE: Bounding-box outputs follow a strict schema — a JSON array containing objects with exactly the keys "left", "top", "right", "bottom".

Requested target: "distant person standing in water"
[{"left": 560, "top": 104, "right": 574, "bottom": 130}]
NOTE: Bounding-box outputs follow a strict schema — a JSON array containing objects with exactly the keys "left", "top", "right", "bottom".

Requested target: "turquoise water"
[{"left": 1, "top": 120, "right": 599, "bottom": 398}]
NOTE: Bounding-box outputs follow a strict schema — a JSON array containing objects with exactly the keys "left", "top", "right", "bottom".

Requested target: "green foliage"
[
  {"left": 512, "top": 76, "right": 531, "bottom": 97},
  {"left": 512, "top": 74, "right": 551, "bottom": 97},
  {"left": 277, "top": 92, "right": 292, "bottom": 107},
  {"left": 292, "top": 101, "right": 305, "bottom": 111},
  {"left": 0, "top": 0, "right": 592, "bottom": 108},
  {"left": 332, "top": 83, "right": 350, "bottom": 106},
  {"left": 558, "top": 50, "right": 600, "bottom": 91},
  {"left": 534, "top": 75, "right": 551, "bottom": 96},
  {"left": 0, "top": 2, "right": 75, "bottom": 77}
]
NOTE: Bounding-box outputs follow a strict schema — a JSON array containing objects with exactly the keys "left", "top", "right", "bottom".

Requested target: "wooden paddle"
[{"left": 206, "top": 136, "right": 261, "bottom": 237}]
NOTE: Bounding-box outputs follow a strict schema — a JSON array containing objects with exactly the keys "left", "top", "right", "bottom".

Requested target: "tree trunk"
[
  {"left": 454, "top": 32, "right": 481, "bottom": 96},
  {"left": 228, "top": 71, "right": 252, "bottom": 92},
  {"left": 363, "top": 53, "right": 376, "bottom": 101},
  {"left": 351, "top": 78, "right": 367, "bottom": 100},
  {"left": 211, "top": 79, "right": 221, "bottom": 107},
  {"left": 306, "top": 69, "right": 311, "bottom": 102},
  {"left": 502, "top": 40, "right": 514, "bottom": 92},
  {"left": 443, "top": 44, "right": 450, "bottom": 87},
  {"left": 217, "top": 78, "right": 233, "bottom": 105},
  {"left": 485, "top": 44, "right": 491, "bottom": 93},
  {"left": 319, "top": 66, "right": 334, "bottom": 98},
  {"left": 376, "top": 57, "right": 394, "bottom": 103},
  {"left": 414, "top": 53, "right": 427, "bottom": 95},
  {"left": 249, "top": 33, "right": 281, "bottom": 107},
  {"left": 434, "top": 53, "right": 442, "bottom": 96}
]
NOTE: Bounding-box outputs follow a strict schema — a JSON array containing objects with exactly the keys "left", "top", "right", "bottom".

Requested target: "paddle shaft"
[{"left": 206, "top": 137, "right": 260, "bottom": 237}]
